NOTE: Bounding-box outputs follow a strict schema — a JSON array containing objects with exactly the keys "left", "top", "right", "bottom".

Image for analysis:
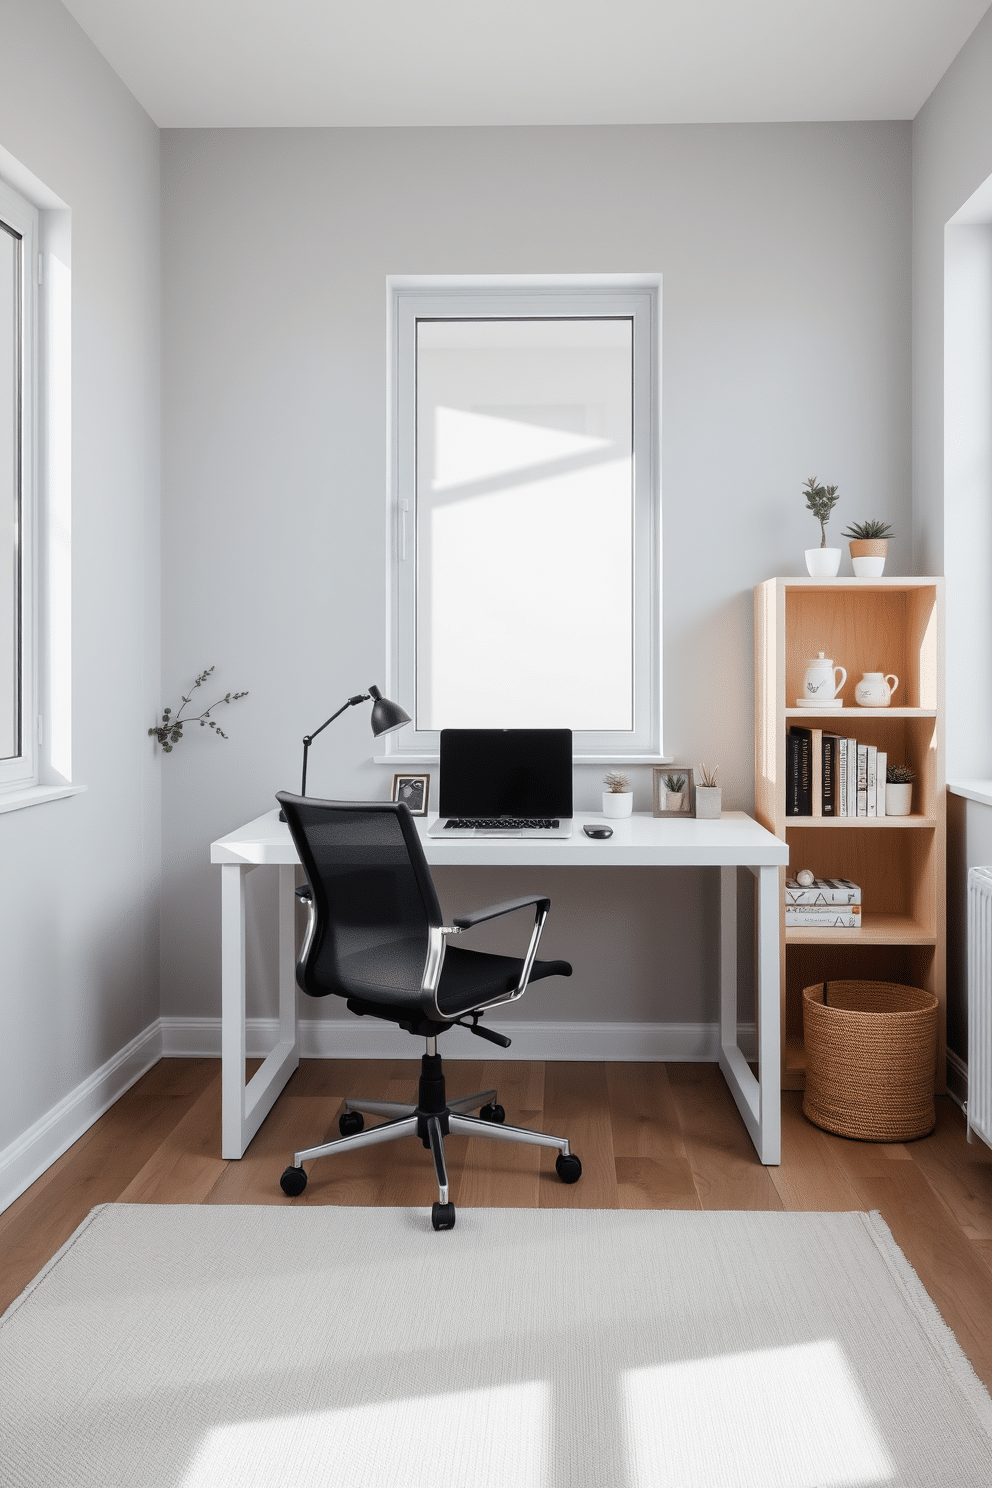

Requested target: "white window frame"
[
  {"left": 384, "top": 275, "right": 662, "bottom": 763},
  {"left": 0, "top": 177, "right": 37, "bottom": 793}
]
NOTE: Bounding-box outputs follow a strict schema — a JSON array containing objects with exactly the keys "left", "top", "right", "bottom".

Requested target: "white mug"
[
  {"left": 855, "top": 672, "right": 899, "bottom": 707},
  {"left": 803, "top": 652, "right": 847, "bottom": 701}
]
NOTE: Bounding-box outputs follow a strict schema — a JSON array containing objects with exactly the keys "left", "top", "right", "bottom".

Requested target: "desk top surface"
[{"left": 211, "top": 808, "right": 788, "bottom": 868}]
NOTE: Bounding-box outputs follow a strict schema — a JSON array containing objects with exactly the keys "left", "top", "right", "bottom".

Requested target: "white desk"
[{"left": 210, "top": 809, "right": 789, "bottom": 1165}]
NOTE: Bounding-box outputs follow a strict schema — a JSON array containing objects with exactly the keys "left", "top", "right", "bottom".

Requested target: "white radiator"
[{"left": 967, "top": 866, "right": 992, "bottom": 1150}]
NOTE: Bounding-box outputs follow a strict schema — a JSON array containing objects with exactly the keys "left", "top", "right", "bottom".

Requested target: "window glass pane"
[
  {"left": 415, "top": 318, "right": 633, "bottom": 731},
  {"left": 0, "top": 222, "right": 19, "bottom": 760}
]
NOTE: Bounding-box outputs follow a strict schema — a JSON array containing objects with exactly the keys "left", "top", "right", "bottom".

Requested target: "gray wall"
[
  {"left": 160, "top": 121, "right": 912, "bottom": 1032},
  {"left": 913, "top": 7, "right": 992, "bottom": 1063},
  {"left": 0, "top": 2, "right": 161, "bottom": 1156}
]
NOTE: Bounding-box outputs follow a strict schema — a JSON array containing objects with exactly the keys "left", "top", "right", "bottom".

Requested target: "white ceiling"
[{"left": 60, "top": 0, "right": 992, "bottom": 130}]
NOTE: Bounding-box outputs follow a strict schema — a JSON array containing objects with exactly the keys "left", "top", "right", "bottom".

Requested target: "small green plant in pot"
[
  {"left": 602, "top": 770, "right": 632, "bottom": 819},
  {"left": 841, "top": 519, "right": 892, "bottom": 578},
  {"left": 695, "top": 763, "right": 721, "bottom": 819},
  {"left": 664, "top": 772, "right": 687, "bottom": 811},
  {"left": 801, "top": 476, "right": 841, "bottom": 577},
  {"left": 885, "top": 763, "right": 915, "bottom": 817}
]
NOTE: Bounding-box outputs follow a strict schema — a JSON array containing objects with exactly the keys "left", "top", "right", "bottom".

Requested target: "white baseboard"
[
  {"left": 160, "top": 1015, "right": 757, "bottom": 1064},
  {"left": 946, "top": 1048, "right": 968, "bottom": 1112},
  {"left": 0, "top": 1021, "right": 162, "bottom": 1215}
]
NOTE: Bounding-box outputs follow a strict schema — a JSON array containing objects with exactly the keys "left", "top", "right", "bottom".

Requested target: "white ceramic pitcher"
[
  {"left": 803, "top": 652, "right": 847, "bottom": 702},
  {"left": 854, "top": 672, "right": 899, "bottom": 707}
]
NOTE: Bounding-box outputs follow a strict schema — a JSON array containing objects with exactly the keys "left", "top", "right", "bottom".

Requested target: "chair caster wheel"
[
  {"left": 280, "top": 1165, "right": 307, "bottom": 1197},
  {"left": 432, "top": 1201, "right": 456, "bottom": 1231},
  {"left": 479, "top": 1103, "right": 505, "bottom": 1123},
  {"left": 339, "top": 1111, "right": 365, "bottom": 1137},
  {"left": 556, "top": 1153, "right": 582, "bottom": 1184}
]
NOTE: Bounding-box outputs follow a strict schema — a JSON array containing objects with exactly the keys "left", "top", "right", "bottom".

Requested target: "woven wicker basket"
[{"left": 802, "top": 980, "right": 938, "bottom": 1141}]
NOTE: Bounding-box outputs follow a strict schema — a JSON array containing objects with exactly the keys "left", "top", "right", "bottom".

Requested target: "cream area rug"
[{"left": 3, "top": 1205, "right": 992, "bottom": 1487}]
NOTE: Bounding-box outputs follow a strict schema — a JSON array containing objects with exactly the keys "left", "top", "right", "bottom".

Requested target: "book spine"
[
  {"left": 822, "top": 734, "right": 836, "bottom": 816},
  {"left": 785, "top": 881, "right": 862, "bottom": 905},
  {"left": 867, "top": 745, "right": 877, "bottom": 818},
  {"left": 876, "top": 751, "right": 887, "bottom": 817},
  {"left": 785, "top": 909, "right": 861, "bottom": 928},
  {"left": 857, "top": 744, "right": 868, "bottom": 817},
  {"left": 787, "top": 732, "right": 802, "bottom": 815},
  {"left": 838, "top": 738, "right": 848, "bottom": 816},
  {"left": 847, "top": 738, "right": 858, "bottom": 821},
  {"left": 798, "top": 732, "right": 812, "bottom": 815},
  {"left": 811, "top": 729, "right": 823, "bottom": 818}
]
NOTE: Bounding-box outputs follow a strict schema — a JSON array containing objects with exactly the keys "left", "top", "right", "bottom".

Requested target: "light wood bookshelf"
[{"left": 754, "top": 577, "right": 946, "bottom": 1092}]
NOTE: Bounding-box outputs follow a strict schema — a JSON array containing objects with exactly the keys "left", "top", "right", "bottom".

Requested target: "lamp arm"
[{"left": 300, "top": 694, "right": 369, "bottom": 795}]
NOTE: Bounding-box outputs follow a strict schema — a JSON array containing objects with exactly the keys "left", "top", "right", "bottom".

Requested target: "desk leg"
[
  {"left": 221, "top": 862, "right": 301, "bottom": 1160},
  {"left": 221, "top": 863, "right": 248, "bottom": 1159},
  {"left": 717, "top": 863, "right": 781, "bottom": 1165}
]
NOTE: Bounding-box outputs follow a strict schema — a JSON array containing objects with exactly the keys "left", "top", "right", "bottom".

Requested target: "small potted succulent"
[
  {"left": 695, "top": 763, "right": 721, "bottom": 819},
  {"left": 885, "top": 763, "right": 915, "bottom": 817},
  {"left": 663, "top": 772, "right": 687, "bottom": 811},
  {"left": 602, "top": 770, "right": 633, "bottom": 818},
  {"left": 802, "top": 476, "right": 841, "bottom": 577},
  {"left": 842, "top": 519, "right": 892, "bottom": 578}
]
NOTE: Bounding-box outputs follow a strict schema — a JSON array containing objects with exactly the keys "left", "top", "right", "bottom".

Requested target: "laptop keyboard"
[{"left": 444, "top": 818, "right": 561, "bottom": 830}]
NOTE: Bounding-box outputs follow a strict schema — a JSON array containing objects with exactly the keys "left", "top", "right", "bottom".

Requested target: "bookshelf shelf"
[
  {"left": 785, "top": 913, "right": 937, "bottom": 946},
  {"left": 755, "top": 577, "right": 945, "bottom": 1093},
  {"left": 784, "top": 814, "right": 936, "bottom": 828},
  {"left": 784, "top": 707, "right": 937, "bottom": 720}
]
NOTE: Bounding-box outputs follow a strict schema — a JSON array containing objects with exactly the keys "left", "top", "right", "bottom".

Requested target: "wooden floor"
[{"left": 4, "top": 1057, "right": 992, "bottom": 1389}]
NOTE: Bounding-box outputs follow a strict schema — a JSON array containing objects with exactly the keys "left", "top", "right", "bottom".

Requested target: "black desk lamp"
[{"left": 281, "top": 686, "right": 411, "bottom": 817}]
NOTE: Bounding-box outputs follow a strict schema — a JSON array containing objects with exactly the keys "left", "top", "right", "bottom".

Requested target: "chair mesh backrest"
[{"left": 276, "top": 795, "right": 443, "bottom": 1000}]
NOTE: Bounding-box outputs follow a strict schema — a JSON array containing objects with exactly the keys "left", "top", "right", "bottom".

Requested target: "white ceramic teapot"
[
  {"left": 803, "top": 653, "right": 847, "bottom": 702},
  {"left": 854, "top": 672, "right": 899, "bottom": 707}
]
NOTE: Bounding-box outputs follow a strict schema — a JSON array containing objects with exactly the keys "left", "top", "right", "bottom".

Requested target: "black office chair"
[{"left": 276, "top": 793, "right": 582, "bottom": 1230}]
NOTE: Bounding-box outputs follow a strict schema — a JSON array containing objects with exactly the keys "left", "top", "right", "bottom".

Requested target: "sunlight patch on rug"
[
  {"left": 624, "top": 1338, "right": 894, "bottom": 1487},
  {"left": 181, "top": 1379, "right": 548, "bottom": 1488}
]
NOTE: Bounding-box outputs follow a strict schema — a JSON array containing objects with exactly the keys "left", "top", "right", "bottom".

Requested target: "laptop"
[{"left": 427, "top": 728, "right": 573, "bottom": 838}]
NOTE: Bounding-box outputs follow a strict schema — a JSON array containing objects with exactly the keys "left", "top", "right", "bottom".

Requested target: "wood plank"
[
  {"left": 607, "top": 1064, "right": 699, "bottom": 1209},
  {"left": 908, "top": 1097, "right": 992, "bottom": 1241},
  {"left": 455, "top": 1061, "right": 545, "bottom": 1210},
  {"left": 540, "top": 1062, "right": 618, "bottom": 1209},
  {"left": 117, "top": 1073, "right": 227, "bottom": 1205},
  {"left": 666, "top": 1063, "right": 784, "bottom": 1211}
]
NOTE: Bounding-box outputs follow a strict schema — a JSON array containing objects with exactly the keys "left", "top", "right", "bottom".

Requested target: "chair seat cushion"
[
  {"left": 336, "top": 939, "right": 571, "bottom": 1021},
  {"left": 435, "top": 945, "right": 572, "bottom": 1018}
]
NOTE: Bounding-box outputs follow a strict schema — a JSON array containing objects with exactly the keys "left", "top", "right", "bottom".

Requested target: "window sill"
[
  {"left": 0, "top": 782, "right": 87, "bottom": 815},
  {"left": 373, "top": 753, "right": 673, "bottom": 766}
]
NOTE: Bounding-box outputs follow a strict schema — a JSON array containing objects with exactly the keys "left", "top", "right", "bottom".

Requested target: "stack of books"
[
  {"left": 784, "top": 876, "right": 862, "bottom": 928},
  {"left": 787, "top": 726, "right": 887, "bottom": 818}
]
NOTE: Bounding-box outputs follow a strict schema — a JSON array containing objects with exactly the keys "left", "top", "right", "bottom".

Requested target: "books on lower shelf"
[
  {"left": 787, "top": 726, "right": 887, "bottom": 818},
  {"left": 785, "top": 906, "right": 861, "bottom": 928},
  {"left": 785, "top": 877, "right": 861, "bottom": 928}
]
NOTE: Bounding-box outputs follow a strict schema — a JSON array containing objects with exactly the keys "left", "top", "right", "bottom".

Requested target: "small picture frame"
[
  {"left": 392, "top": 773, "right": 430, "bottom": 817},
  {"left": 652, "top": 766, "right": 694, "bottom": 818}
]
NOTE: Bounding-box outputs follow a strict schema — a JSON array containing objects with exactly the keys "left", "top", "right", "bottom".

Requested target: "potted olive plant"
[
  {"left": 842, "top": 519, "right": 892, "bottom": 578},
  {"left": 802, "top": 476, "right": 841, "bottom": 577},
  {"left": 885, "top": 763, "right": 915, "bottom": 817},
  {"left": 602, "top": 771, "right": 633, "bottom": 818},
  {"left": 695, "top": 763, "right": 721, "bottom": 819}
]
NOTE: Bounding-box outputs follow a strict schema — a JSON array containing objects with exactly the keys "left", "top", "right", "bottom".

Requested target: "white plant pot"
[
  {"left": 694, "top": 786, "right": 722, "bottom": 819},
  {"left": 852, "top": 555, "right": 886, "bottom": 578},
  {"left": 885, "top": 782, "right": 913, "bottom": 816},
  {"left": 805, "top": 547, "right": 842, "bottom": 577},
  {"left": 602, "top": 791, "right": 633, "bottom": 818}
]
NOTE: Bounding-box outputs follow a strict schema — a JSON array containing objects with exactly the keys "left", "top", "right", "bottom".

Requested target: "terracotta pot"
[{"left": 849, "top": 538, "right": 888, "bottom": 577}]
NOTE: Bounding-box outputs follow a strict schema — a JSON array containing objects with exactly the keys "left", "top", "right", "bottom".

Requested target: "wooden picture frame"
[
  {"left": 652, "top": 766, "right": 694, "bottom": 818},
  {"left": 392, "top": 773, "right": 430, "bottom": 816}
]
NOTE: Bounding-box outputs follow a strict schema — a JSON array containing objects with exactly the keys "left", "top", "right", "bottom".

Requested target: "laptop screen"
[{"left": 438, "top": 729, "right": 573, "bottom": 819}]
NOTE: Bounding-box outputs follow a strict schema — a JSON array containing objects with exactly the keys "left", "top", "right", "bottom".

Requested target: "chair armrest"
[
  {"left": 295, "top": 884, "right": 313, "bottom": 901},
  {"left": 452, "top": 895, "right": 551, "bottom": 930}
]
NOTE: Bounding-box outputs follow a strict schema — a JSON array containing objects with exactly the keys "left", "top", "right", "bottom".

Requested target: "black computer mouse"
[{"left": 584, "top": 824, "right": 613, "bottom": 839}]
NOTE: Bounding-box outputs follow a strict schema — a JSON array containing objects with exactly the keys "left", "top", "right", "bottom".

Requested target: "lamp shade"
[{"left": 368, "top": 685, "right": 410, "bottom": 737}]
